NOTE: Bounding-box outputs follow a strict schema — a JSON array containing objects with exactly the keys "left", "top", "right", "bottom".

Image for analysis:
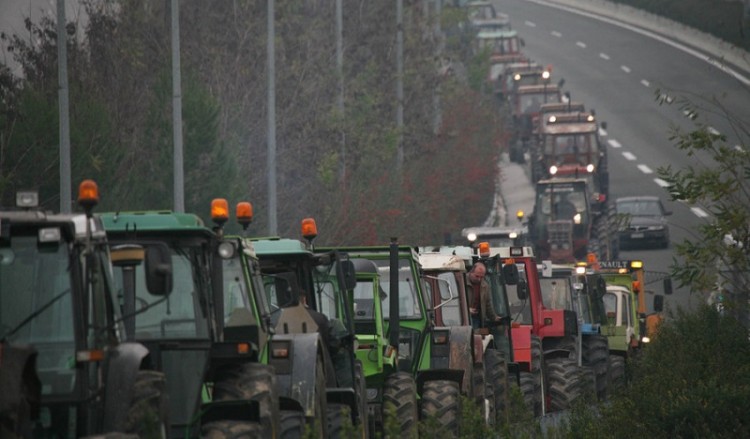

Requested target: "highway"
[{"left": 492, "top": 0, "right": 750, "bottom": 314}]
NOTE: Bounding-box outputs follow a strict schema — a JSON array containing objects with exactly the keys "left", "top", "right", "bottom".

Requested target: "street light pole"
[
  {"left": 171, "top": 0, "right": 185, "bottom": 213},
  {"left": 57, "top": 0, "right": 71, "bottom": 213},
  {"left": 267, "top": 0, "right": 277, "bottom": 235}
]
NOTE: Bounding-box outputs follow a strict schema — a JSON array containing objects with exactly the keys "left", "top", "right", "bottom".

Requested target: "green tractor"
[
  {"left": 330, "top": 240, "right": 468, "bottom": 437},
  {"left": 0, "top": 182, "right": 170, "bottom": 438},
  {"left": 595, "top": 259, "right": 668, "bottom": 390},
  {"left": 100, "top": 202, "right": 279, "bottom": 438},
  {"left": 250, "top": 218, "right": 367, "bottom": 438}
]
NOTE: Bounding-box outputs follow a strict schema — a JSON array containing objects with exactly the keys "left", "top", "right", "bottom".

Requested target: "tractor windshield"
[
  {"left": 113, "top": 240, "right": 211, "bottom": 340},
  {"left": 507, "top": 263, "right": 533, "bottom": 324},
  {"left": 1, "top": 234, "right": 76, "bottom": 396},
  {"left": 539, "top": 277, "right": 572, "bottom": 310}
]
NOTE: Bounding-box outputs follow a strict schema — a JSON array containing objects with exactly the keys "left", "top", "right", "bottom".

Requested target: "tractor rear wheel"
[
  {"left": 326, "top": 403, "right": 353, "bottom": 439},
  {"left": 125, "top": 370, "right": 169, "bottom": 438},
  {"left": 608, "top": 354, "right": 626, "bottom": 393},
  {"left": 420, "top": 380, "right": 461, "bottom": 437},
  {"left": 484, "top": 349, "right": 509, "bottom": 425},
  {"left": 518, "top": 371, "right": 536, "bottom": 416},
  {"left": 202, "top": 420, "right": 263, "bottom": 439},
  {"left": 279, "top": 410, "right": 305, "bottom": 439},
  {"left": 382, "top": 372, "right": 418, "bottom": 438},
  {"left": 209, "top": 363, "right": 280, "bottom": 436},
  {"left": 546, "top": 358, "right": 584, "bottom": 412},
  {"left": 582, "top": 335, "right": 610, "bottom": 400}
]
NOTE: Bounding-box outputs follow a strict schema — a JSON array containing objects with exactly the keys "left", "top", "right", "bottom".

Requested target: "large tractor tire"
[
  {"left": 484, "top": 349, "right": 509, "bottom": 425},
  {"left": 607, "top": 354, "right": 626, "bottom": 394},
  {"left": 472, "top": 363, "right": 485, "bottom": 405},
  {"left": 279, "top": 410, "right": 305, "bottom": 439},
  {"left": 579, "top": 365, "right": 597, "bottom": 399},
  {"left": 420, "top": 380, "right": 461, "bottom": 437},
  {"left": 326, "top": 403, "right": 353, "bottom": 439},
  {"left": 382, "top": 372, "right": 418, "bottom": 438},
  {"left": 530, "top": 336, "right": 543, "bottom": 416},
  {"left": 518, "top": 371, "right": 537, "bottom": 416},
  {"left": 582, "top": 335, "right": 610, "bottom": 400},
  {"left": 202, "top": 421, "right": 263, "bottom": 439},
  {"left": 124, "top": 369, "right": 169, "bottom": 439},
  {"left": 545, "top": 358, "right": 584, "bottom": 412},
  {"left": 354, "top": 360, "right": 369, "bottom": 438},
  {"left": 312, "top": 357, "right": 328, "bottom": 438},
  {"left": 208, "top": 363, "right": 280, "bottom": 437}
]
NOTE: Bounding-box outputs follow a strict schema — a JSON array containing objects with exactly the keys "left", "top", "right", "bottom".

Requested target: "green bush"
[{"left": 567, "top": 305, "right": 750, "bottom": 438}]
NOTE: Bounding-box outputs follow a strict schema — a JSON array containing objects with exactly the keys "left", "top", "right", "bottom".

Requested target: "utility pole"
[
  {"left": 396, "top": 0, "right": 404, "bottom": 171},
  {"left": 336, "top": 0, "right": 346, "bottom": 183},
  {"left": 267, "top": 0, "right": 277, "bottom": 235},
  {"left": 171, "top": 0, "right": 185, "bottom": 213},
  {"left": 57, "top": 0, "right": 71, "bottom": 213}
]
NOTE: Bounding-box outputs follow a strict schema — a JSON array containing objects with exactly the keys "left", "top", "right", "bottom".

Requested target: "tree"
[{"left": 656, "top": 89, "right": 750, "bottom": 329}]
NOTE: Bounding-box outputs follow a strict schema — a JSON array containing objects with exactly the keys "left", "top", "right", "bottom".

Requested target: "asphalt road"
[{"left": 493, "top": 0, "right": 750, "bottom": 314}]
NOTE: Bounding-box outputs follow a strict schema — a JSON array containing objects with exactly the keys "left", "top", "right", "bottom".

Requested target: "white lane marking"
[
  {"left": 691, "top": 207, "right": 709, "bottom": 218},
  {"left": 525, "top": 20, "right": 537, "bottom": 27},
  {"left": 524, "top": 0, "right": 750, "bottom": 86},
  {"left": 641, "top": 79, "right": 651, "bottom": 87},
  {"left": 576, "top": 41, "right": 587, "bottom": 48},
  {"left": 621, "top": 65, "right": 631, "bottom": 73},
  {"left": 708, "top": 126, "right": 720, "bottom": 136},
  {"left": 598, "top": 127, "right": 608, "bottom": 137},
  {"left": 735, "top": 144, "right": 745, "bottom": 152},
  {"left": 637, "top": 164, "right": 653, "bottom": 174},
  {"left": 622, "top": 151, "right": 637, "bottom": 161},
  {"left": 654, "top": 178, "right": 670, "bottom": 187},
  {"left": 599, "top": 52, "right": 610, "bottom": 60},
  {"left": 551, "top": 30, "right": 562, "bottom": 37},
  {"left": 607, "top": 139, "right": 622, "bottom": 148}
]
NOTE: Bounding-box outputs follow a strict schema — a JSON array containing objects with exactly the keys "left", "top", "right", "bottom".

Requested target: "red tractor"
[{"left": 493, "top": 246, "right": 589, "bottom": 416}]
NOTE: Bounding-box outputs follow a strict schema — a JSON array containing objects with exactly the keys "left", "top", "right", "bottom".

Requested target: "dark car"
[{"left": 615, "top": 196, "right": 672, "bottom": 249}]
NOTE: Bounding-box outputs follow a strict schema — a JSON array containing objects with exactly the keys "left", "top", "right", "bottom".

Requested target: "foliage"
[
  {"left": 0, "top": 0, "right": 501, "bottom": 245},
  {"left": 654, "top": 89, "right": 750, "bottom": 327},
  {"left": 567, "top": 306, "right": 750, "bottom": 438}
]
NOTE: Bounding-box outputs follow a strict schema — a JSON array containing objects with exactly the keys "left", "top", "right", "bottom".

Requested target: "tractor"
[
  {"left": 100, "top": 203, "right": 279, "bottom": 438},
  {"left": 330, "top": 240, "right": 468, "bottom": 437},
  {"left": 0, "top": 181, "right": 170, "bottom": 438},
  {"left": 250, "top": 218, "right": 368, "bottom": 438}
]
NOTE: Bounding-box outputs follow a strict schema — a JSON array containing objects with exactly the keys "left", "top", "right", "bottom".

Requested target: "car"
[{"left": 615, "top": 196, "right": 672, "bottom": 249}]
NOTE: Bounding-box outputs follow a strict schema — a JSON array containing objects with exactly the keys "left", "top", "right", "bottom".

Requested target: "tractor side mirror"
[
  {"left": 340, "top": 260, "right": 357, "bottom": 291},
  {"left": 516, "top": 279, "right": 528, "bottom": 301},
  {"left": 503, "top": 263, "right": 519, "bottom": 285},
  {"left": 145, "top": 243, "right": 173, "bottom": 296}
]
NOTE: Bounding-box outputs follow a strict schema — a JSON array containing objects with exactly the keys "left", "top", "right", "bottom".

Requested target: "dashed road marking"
[
  {"left": 525, "top": 20, "right": 537, "bottom": 27},
  {"left": 691, "top": 207, "right": 709, "bottom": 218},
  {"left": 641, "top": 79, "right": 650, "bottom": 87},
  {"left": 576, "top": 41, "right": 587, "bottom": 48},
  {"left": 654, "top": 178, "right": 670, "bottom": 188},
  {"left": 607, "top": 139, "right": 622, "bottom": 148},
  {"left": 551, "top": 30, "right": 562, "bottom": 37},
  {"left": 598, "top": 127, "right": 608, "bottom": 137},
  {"left": 622, "top": 151, "right": 637, "bottom": 161},
  {"left": 637, "top": 164, "right": 653, "bottom": 174},
  {"left": 599, "top": 52, "right": 610, "bottom": 60},
  {"left": 735, "top": 145, "right": 745, "bottom": 152},
  {"left": 708, "top": 126, "right": 720, "bottom": 136},
  {"left": 621, "top": 65, "right": 631, "bottom": 73}
]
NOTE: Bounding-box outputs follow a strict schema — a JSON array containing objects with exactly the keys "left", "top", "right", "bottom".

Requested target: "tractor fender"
[
  {"left": 542, "top": 348, "right": 571, "bottom": 362},
  {"left": 269, "top": 332, "right": 328, "bottom": 418},
  {"left": 473, "top": 332, "right": 488, "bottom": 364},
  {"left": 0, "top": 343, "right": 41, "bottom": 433},
  {"left": 447, "top": 326, "right": 473, "bottom": 395},
  {"left": 102, "top": 342, "right": 150, "bottom": 432},
  {"left": 415, "top": 369, "right": 465, "bottom": 397}
]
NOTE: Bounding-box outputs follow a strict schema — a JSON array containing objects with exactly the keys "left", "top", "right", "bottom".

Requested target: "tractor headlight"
[{"left": 366, "top": 388, "right": 379, "bottom": 401}]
